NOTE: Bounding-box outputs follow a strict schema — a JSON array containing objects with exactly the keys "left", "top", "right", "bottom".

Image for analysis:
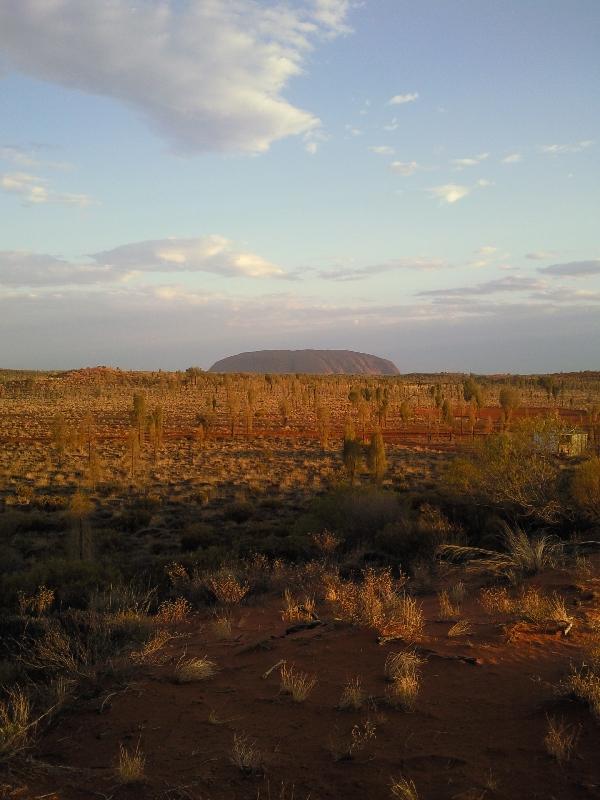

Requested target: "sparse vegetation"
[{"left": 1, "top": 368, "right": 599, "bottom": 798}]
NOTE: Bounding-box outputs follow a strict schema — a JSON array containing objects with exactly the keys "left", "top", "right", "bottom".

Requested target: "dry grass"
[
  {"left": 174, "top": 655, "right": 218, "bottom": 683},
  {"left": 390, "top": 776, "right": 419, "bottom": 799},
  {"left": 329, "top": 719, "right": 376, "bottom": 761},
  {"left": 447, "top": 619, "right": 472, "bottom": 638},
  {"left": 440, "top": 528, "right": 559, "bottom": 578},
  {"left": 479, "top": 586, "right": 513, "bottom": 615},
  {"left": 208, "top": 570, "right": 249, "bottom": 606},
  {"left": 437, "top": 590, "right": 460, "bottom": 621},
  {"left": 0, "top": 688, "right": 33, "bottom": 760},
  {"left": 130, "top": 628, "right": 174, "bottom": 665},
  {"left": 544, "top": 716, "right": 580, "bottom": 763},
  {"left": 279, "top": 663, "right": 317, "bottom": 702},
  {"left": 384, "top": 650, "right": 422, "bottom": 711},
  {"left": 516, "top": 588, "right": 571, "bottom": 628},
  {"left": 384, "top": 649, "right": 424, "bottom": 682},
  {"left": 230, "top": 732, "right": 263, "bottom": 774},
  {"left": 564, "top": 667, "right": 600, "bottom": 719},
  {"left": 281, "top": 589, "right": 316, "bottom": 623},
  {"left": 116, "top": 741, "right": 146, "bottom": 784},
  {"left": 337, "top": 676, "right": 364, "bottom": 711},
  {"left": 156, "top": 596, "right": 192, "bottom": 624},
  {"left": 326, "top": 568, "right": 422, "bottom": 642},
  {"left": 212, "top": 612, "right": 234, "bottom": 640}
]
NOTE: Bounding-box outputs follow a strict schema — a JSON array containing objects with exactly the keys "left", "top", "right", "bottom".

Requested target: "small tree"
[
  {"left": 68, "top": 490, "right": 94, "bottom": 561},
  {"left": 132, "top": 393, "right": 147, "bottom": 446},
  {"left": 499, "top": 387, "right": 520, "bottom": 429},
  {"left": 342, "top": 430, "right": 362, "bottom": 486},
  {"left": 367, "top": 428, "right": 387, "bottom": 484}
]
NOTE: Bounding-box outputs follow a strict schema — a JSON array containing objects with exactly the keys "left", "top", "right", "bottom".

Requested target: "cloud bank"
[{"left": 0, "top": 0, "right": 353, "bottom": 155}]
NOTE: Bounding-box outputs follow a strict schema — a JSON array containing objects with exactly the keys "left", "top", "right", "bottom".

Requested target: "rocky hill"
[{"left": 208, "top": 349, "right": 399, "bottom": 375}]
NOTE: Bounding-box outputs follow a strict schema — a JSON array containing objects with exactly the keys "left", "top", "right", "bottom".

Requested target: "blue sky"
[{"left": 0, "top": 0, "right": 599, "bottom": 372}]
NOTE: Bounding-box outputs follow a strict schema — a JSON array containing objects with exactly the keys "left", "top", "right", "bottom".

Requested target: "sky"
[{"left": 0, "top": 0, "right": 599, "bottom": 373}]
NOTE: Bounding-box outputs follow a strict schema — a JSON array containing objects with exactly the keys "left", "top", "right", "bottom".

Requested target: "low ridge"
[{"left": 209, "top": 349, "right": 399, "bottom": 375}]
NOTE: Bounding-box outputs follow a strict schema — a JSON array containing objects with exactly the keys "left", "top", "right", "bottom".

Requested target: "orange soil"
[{"left": 12, "top": 569, "right": 600, "bottom": 800}]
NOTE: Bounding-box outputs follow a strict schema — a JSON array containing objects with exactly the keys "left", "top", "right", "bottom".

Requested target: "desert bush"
[
  {"left": 279, "top": 663, "right": 317, "bottom": 702},
  {"left": 571, "top": 457, "right": 600, "bottom": 522},
  {"left": 440, "top": 527, "right": 559, "bottom": 579},
  {"left": 207, "top": 569, "right": 249, "bottom": 606},
  {"left": 444, "top": 419, "right": 565, "bottom": 524},
  {"left": 156, "top": 597, "right": 192, "bottom": 624}
]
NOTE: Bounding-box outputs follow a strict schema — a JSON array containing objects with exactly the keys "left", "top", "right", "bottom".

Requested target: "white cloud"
[
  {"left": 0, "top": 145, "right": 72, "bottom": 170},
  {"left": 0, "top": 172, "right": 92, "bottom": 207},
  {"left": 428, "top": 184, "right": 470, "bottom": 204},
  {"left": 452, "top": 152, "right": 489, "bottom": 168},
  {"left": 369, "top": 145, "right": 395, "bottom": 156},
  {"left": 0, "top": 0, "right": 353, "bottom": 155},
  {"left": 540, "top": 140, "right": 594, "bottom": 155},
  {"left": 0, "top": 237, "right": 285, "bottom": 288},
  {"left": 94, "top": 236, "right": 284, "bottom": 278},
  {"left": 502, "top": 152, "right": 522, "bottom": 164},
  {"left": 319, "top": 256, "right": 448, "bottom": 281},
  {"left": 476, "top": 245, "right": 498, "bottom": 256},
  {"left": 390, "top": 160, "right": 419, "bottom": 176},
  {"left": 388, "top": 92, "right": 419, "bottom": 106}
]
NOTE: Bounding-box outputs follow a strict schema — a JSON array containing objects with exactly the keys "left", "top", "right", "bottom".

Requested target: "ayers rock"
[{"left": 209, "top": 349, "right": 399, "bottom": 375}]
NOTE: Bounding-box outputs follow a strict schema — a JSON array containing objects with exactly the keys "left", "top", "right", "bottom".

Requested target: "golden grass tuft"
[
  {"left": 116, "top": 741, "right": 146, "bottom": 784},
  {"left": 329, "top": 719, "right": 376, "bottom": 761},
  {"left": 544, "top": 716, "right": 580, "bottom": 764},
  {"left": 130, "top": 628, "right": 173, "bottom": 665},
  {"left": 337, "top": 676, "right": 364, "bottom": 711},
  {"left": 384, "top": 650, "right": 422, "bottom": 711},
  {"left": 156, "top": 596, "right": 192, "bottom": 624},
  {"left": 281, "top": 589, "right": 316, "bottom": 623},
  {"left": 390, "top": 776, "right": 419, "bottom": 799},
  {"left": 230, "top": 732, "right": 263, "bottom": 774},
  {"left": 0, "top": 687, "right": 33, "bottom": 761},
  {"left": 208, "top": 570, "right": 249, "bottom": 606},
  {"left": 174, "top": 655, "right": 218, "bottom": 683},
  {"left": 564, "top": 667, "right": 600, "bottom": 719},
  {"left": 279, "top": 663, "right": 317, "bottom": 702},
  {"left": 437, "top": 590, "right": 460, "bottom": 621},
  {"left": 447, "top": 619, "right": 472, "bottom": 638}
]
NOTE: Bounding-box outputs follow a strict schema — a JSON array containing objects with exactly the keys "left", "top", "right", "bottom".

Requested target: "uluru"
[{"left": 208, "top": 349, "right": 399, "bottom": 375}]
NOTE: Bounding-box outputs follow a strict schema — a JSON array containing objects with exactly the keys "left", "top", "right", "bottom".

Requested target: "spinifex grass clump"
[
  {"left": 337, "top": 676, "right": 364, "bottom": 711},
  {"left": 116, "top": 741, "right": 146, "bottom": 784},
  {"left": 174, "top": 655, "right": 218, "bottom": 683},
  {"left": 279, "top": 663, "right": 317, "bottom": 702},
  {"left": 384, "top": 649, "right": 422, "bottom": 711},
  {"left": 326, "top": 568, "right": 423, "bottom": 642}
]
